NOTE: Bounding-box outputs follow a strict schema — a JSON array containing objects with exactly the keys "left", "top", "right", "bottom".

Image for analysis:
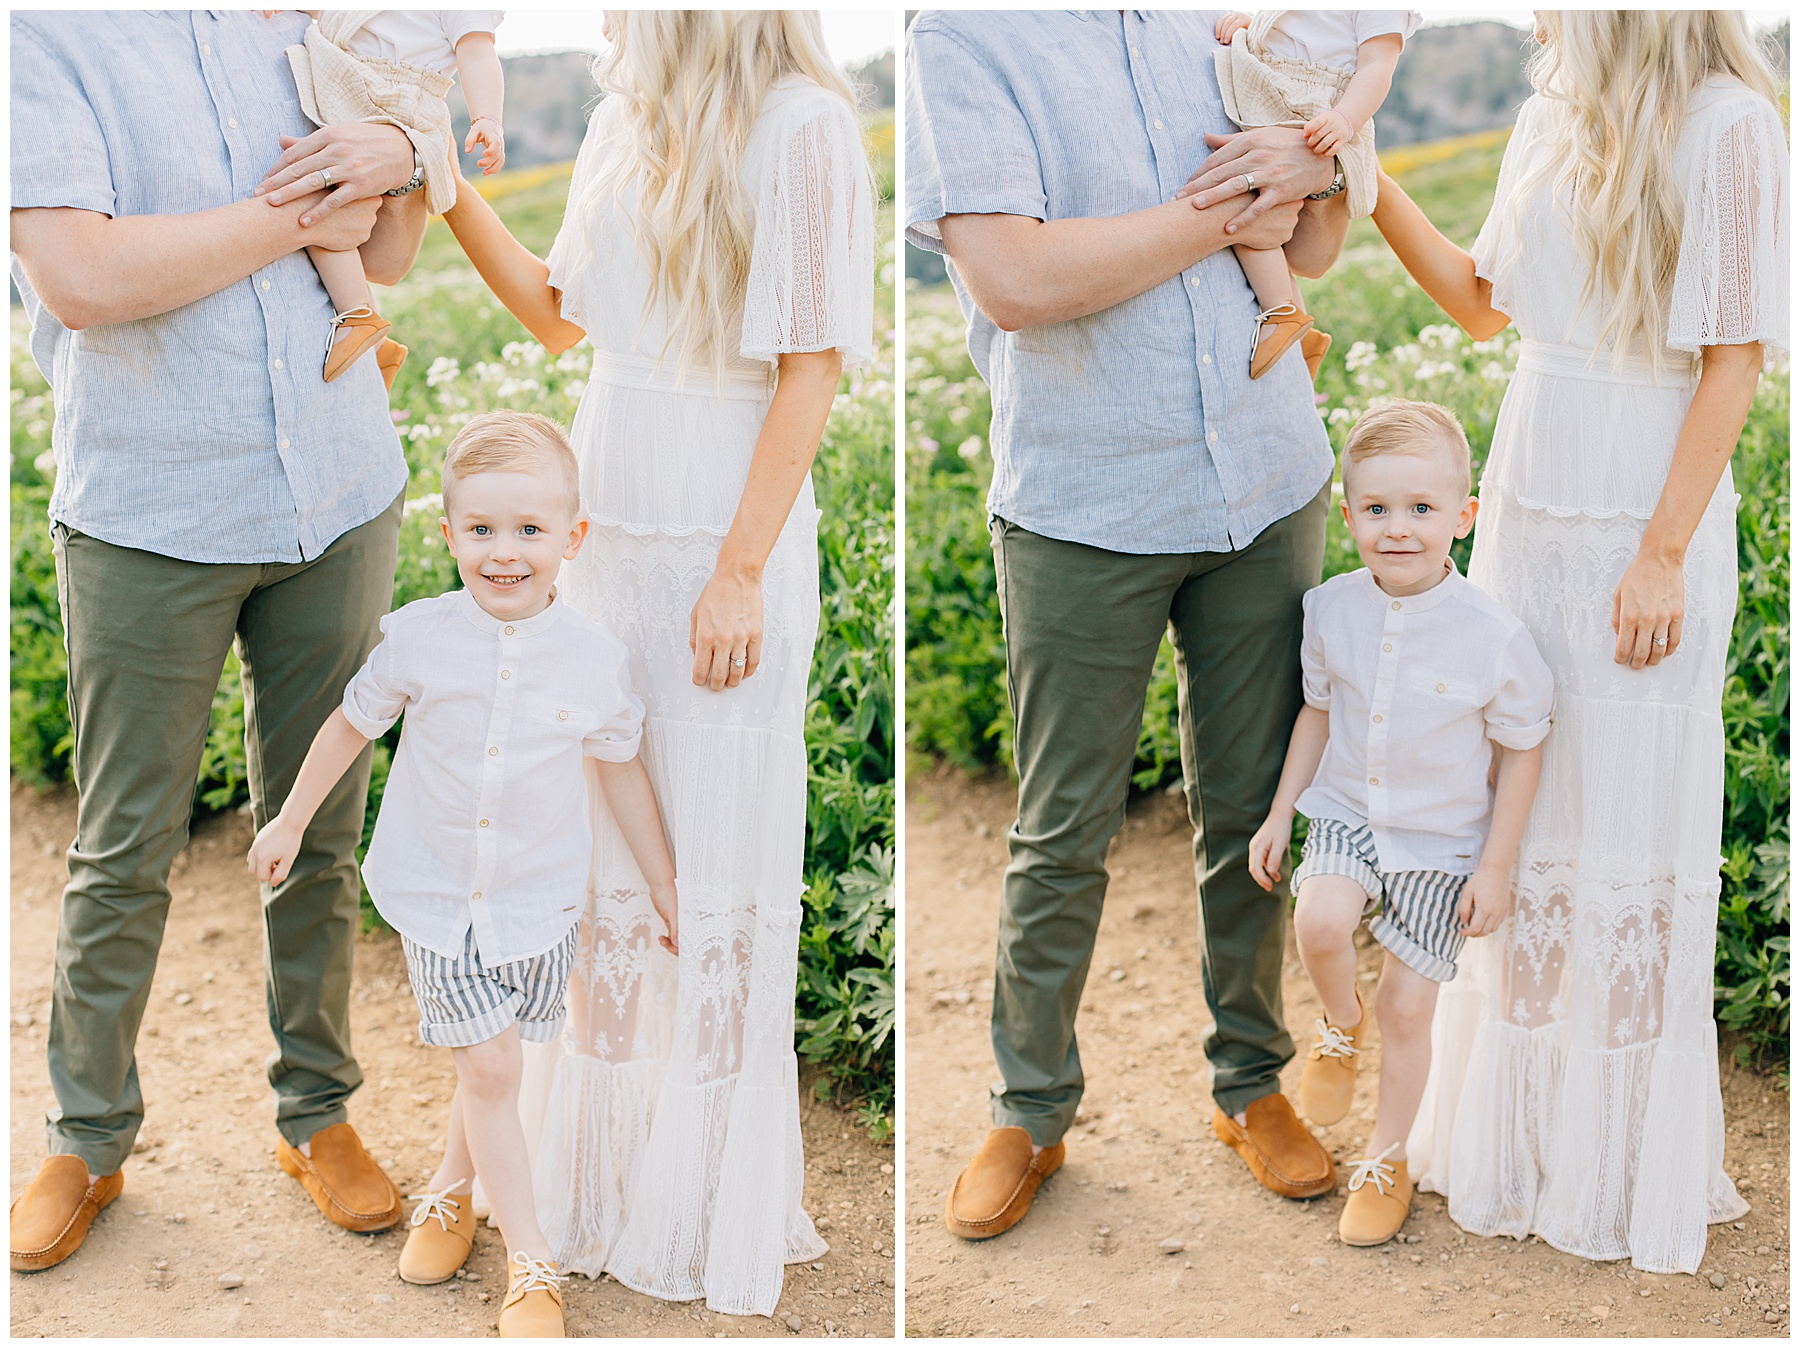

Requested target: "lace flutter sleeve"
[
  {"left": 1469, "top": 95, "right": 1544, "bottom": 317},
  {"left": 739, "top": 96, "right": 876, "bottom": 370},
  {"left": 1667, "top": 96, "right": 1789, "bottom": 357},
  {"left": 544, "top": 100, "right": 616, "bottom": 332}
]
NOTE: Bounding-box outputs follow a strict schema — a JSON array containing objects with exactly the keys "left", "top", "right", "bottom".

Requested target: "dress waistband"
[
  {"left": 588, "top": 351, "right": 775, "bottom": 402},
  {"left": 1514, "top": 338, "right": 1698, "bottom": 389}
]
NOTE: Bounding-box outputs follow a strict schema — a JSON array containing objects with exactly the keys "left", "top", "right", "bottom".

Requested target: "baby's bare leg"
[
  {"left": 450, "top": 1026, "right": 551, "bottom": 1262},
  {"left": 1368, "top": 951, "right": 1440, "bottom": 1158},
  {"left": 1293, "top": 873, "right": 1367, "bottom": 1028},
  {"left": 306, "top": 244, "right": 373, "bottom": 315},
  {"left": 1233, "top": 242, "right": 1296, "bottom": 313}
]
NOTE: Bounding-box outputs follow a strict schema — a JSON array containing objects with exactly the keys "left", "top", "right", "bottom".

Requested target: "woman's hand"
[
  {"left": 648, "top": 880, "right": 679, "bottom": 955},
  {"left": 690, "top": 564, "right": 763, "bottom": 690},
  {"left": 1612, "top": 548, "right": 1684, "bottom": 668}
]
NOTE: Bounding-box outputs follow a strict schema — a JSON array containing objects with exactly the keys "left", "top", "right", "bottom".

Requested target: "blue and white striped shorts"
[
  {"left": 1292, "top": 817, "right": 1469, "bottom": 983},
  {"left": 399, "top": 923, "right": 580, "bottom": 1048}
]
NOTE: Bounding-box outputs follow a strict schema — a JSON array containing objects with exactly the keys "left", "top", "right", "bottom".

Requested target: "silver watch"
[
  {"left": 1305, "top": 156, "right": 1347, "bottom": 201},
  {"left": 383, "top": 147, "right": 427, "bottom": 197}
]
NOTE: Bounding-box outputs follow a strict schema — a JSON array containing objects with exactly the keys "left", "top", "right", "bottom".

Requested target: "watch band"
[
  {"left": 383, "top": 147, "right": 427, "bottom": 198},
  {"left": 1305, "top": 156, "right": 1347, "bottom": 201}
]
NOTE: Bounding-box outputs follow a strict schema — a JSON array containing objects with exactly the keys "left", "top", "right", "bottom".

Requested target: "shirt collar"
[
  {"left": 1362, "top": 557, "right": 1463, "bottom": 614},
  {"left": 456, "top": 587, "right": 567, "bottom": 638}
]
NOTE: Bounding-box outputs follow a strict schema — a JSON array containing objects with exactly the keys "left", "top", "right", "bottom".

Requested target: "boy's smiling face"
[
  {"left": 439, "top": 466, "right": 588, "bottom": 622},
  {"left": 1340, "top": 447, "right": 1477, "bottom": 597}
]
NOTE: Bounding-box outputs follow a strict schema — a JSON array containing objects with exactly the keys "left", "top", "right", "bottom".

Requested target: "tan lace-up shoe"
[
  {"left": 1300, "top": 326, "right": 1333, "bottom": 380},
  {"left": 1339, "top": 1144, "right": 1413, "bottom": 1246},
  {"left": 322, "top": 307, "right": 393, "bottom": 382},
  {"left": 1249, "top": 303, "right": 1315, "bottom": 378},
  {"left": 1212, "top": 1092, "right": 1336, "bottom": 1198},
  {"left": 497, "top": 1251, "right": 566, "bottom": 1337},
  {"left": 1297, "top": 989, "right": 1366, "bottom": 1126},
  {"left": 10, "top": 1156, "right": 123, "bottom": 1272},
  {"left": 375, "top": 338, "right": 408, "bottom": 392},
  {"left": 396, "top": 1180, "right": 476, "bottom": 1284},
  {"left": 277, "top": 1122, "right": 402, "bottom": 1232},
  {"left": 944, "top": 1127, "right": 1064, "bottom": 1240}
]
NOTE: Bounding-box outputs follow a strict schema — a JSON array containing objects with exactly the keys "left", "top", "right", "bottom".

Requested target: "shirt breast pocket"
[
  {"left": 1411, "top": 671, "right": 1481, "bottom": 714},
  {"left": 528, "top": 696, "right": 601, "bottom": 746}
]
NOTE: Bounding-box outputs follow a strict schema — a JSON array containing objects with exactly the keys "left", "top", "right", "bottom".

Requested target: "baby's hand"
[
  {"left": 649, "top": 880, "right": 679, "bottom": 956},
  {"left": 248, "top": 815, "right": 304, "bottom": 887},
  {"left": 1457, "top": 866, "right": 1514, "bottom": 938},
  {"left": 1246, "top": 812, "right": 1292, "bottom": 892},
  {"left": 1304, "top": 108, "right": 1354, "bottom": 157},
  {"left": 1214, "top": 12, "right": 1252, "bottom": 44},
  {"left": 465, "top": 117, "right": 506, "bottom": 175}
]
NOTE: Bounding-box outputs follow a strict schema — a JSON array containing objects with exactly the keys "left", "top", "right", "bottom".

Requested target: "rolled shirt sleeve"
[
  {"left": 10, "top": 19, "right": 116, "bottom": 214},
  {"left": 903, "top": 19, "right": 1048, "bottom": 253},
  {"left": 1483, "top": 625, "right": 1555, "bottom": 751},
  {"left": 582, "top": 637, "right": 646, "bottom": 763},
  {"left": 341, "top": 615, "right": 411, "bottom": 739},
  {"left": 1300, "top": 587, "right": 1331, "bottom": 710}
]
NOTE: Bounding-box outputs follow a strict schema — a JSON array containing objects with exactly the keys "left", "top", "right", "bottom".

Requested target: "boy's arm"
[
  {"left": 247, "top": 708, "right": 371, "bottom": 884},
  {"left": 456, "top": 32, "right": 504, "bottom": 127},
  {"left": 1247, "top": 703, "right": 1331, "bottom": 889},
  {"left": 1460, "top": 742, "right": 1544, "bottom": 936},
  {"left": 1332, "top": 34, "right": 1404, "bottom": 134},
  {"left": 593, "top": 755, "right": 680, "bottom": 954}
]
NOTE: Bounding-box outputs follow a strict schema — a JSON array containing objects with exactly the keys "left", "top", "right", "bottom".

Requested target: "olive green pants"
[
  {"left": 46, "top": 496, "right": 400, "bottom": 1175},
  {"left": 988, "top": 488, "right": 1327, "bottom": 1145}
]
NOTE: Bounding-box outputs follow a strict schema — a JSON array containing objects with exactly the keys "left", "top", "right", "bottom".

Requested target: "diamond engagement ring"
[
  {"left": 730, "top": 657, "right": 747, "bottom": 667},
  {"left": 1652, "top": 636, "right": 1668, "bottom": 647}
]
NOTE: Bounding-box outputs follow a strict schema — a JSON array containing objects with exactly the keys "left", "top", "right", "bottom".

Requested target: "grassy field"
[
  {"left": 11, "top": 107, "right": 898, "bottom": 1127},
  {"left": 905, "top": 128, "right": 1790, "bottom": 1071}
]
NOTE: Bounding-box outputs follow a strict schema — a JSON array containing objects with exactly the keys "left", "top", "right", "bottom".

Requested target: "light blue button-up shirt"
[
  {"left": 906, "top": 9, "right": 1334, "bottom": 555},
  {"left": 10, "top": 10, "right": 407, "bottom": 565}
]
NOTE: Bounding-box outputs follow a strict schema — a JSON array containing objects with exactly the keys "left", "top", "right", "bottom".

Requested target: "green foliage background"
[
  {"left": 12, "top": 111, "right": 897, "bottom": 1130},
  {"left": 905, "top": 132, "right": 1790, "bottom": 1073}
]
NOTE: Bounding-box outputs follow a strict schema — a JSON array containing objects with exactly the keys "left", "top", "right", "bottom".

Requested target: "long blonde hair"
[
  {"left": 583, "top": 11, "right": 857, "bottom": 377},
  {"left": 1518, "top": 12, "right": 1781, "bottom": 373}
]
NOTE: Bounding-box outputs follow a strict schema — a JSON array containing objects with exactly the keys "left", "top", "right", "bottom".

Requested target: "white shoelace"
[
  {"left": 406, "top": 1179, "right": 469, "bottom": 1233},
  {"left": 509, "top": 1250, "right": 565, "bottom": 1297},
  {"left": 1346, "top": 1142, "right": 1402, "bottom": 1196},
  {"left": 1311, "top": 1017, "right": 1360, "bottom": 1059}
]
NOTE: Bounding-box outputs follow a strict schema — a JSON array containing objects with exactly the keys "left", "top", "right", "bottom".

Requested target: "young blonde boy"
[
  {"left": 1247, "top": 400, "right": 1552, "bottom": 1246},
  {"left": 249, "top": 411, "right": 677, "bottom": 1335}
]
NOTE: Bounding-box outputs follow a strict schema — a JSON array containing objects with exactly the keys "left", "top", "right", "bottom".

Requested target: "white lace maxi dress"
[
  {"left": 1406, "top": 80, "right": 1787, "bottom": 1275},
  {"left": 511, "top": 80, "right": 874, "bottom": 1316}
]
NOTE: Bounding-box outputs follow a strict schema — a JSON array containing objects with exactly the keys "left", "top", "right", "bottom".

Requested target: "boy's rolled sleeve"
[
  {"left": 341, "top": 618, "right": 409, "bottom": 739},
  {"left": 903, "top": 20, "right": 1047, "bottom": 255},
  {"left": 1484, "top": 624, "right": 1554, "bottom": 750},
  {"left": 583, "top": 639, "right": 645, "bottom": 764},
  {"left": 11, "top": 21, "right": 116, "bottom": 215},
  {"left": 1299, "top": 587, "right": 1331, "bottom": 710}
]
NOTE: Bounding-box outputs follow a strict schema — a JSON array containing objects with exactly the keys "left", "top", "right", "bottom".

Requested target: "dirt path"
[
  {"left": 10, "top": 782, "right": 894, "bottom": 1338},
  {"left": 903, "top": 769, "right": 1789, "bottom": 1338}
]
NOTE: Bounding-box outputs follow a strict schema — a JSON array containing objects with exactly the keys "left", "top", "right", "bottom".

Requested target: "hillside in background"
[
  {"left": 449, "top": 48, "right": 896, "bottom": 177},
  {"left": 1376, "top": 20, "right": 1532, "bottom": 148}
]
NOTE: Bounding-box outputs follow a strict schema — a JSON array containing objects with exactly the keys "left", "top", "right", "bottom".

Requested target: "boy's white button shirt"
[
  {"left": 342, "top": 589, "right": 644, "bottom": 965},
  {"left": 1297, "top": 564, "right": 1554, "bottom": 875}
]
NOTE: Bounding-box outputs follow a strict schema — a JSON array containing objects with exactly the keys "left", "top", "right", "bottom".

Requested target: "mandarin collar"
[
  {"left": 1362, "top": 557, "right": 1462, "bottom": 614},
  {"left": 457, "top": 586, "right": 567, "bottom": 638}
]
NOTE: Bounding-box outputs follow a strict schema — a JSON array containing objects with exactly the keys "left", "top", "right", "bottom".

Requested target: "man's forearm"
[
  {"left": 940, "top": 191, "right": 1295, "bottom": 331},
  {"left": 12, "top": 193, "right": 364, "bottom": 330}
]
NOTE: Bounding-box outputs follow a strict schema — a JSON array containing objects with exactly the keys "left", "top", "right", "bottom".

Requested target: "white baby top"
[
  {"left": 342, "top": 587, "right": 644, "bottom": 965},
  {"left": 1258, "top": 10, "right": 1422, "bottom": 73},
  {"left": 1296, "top": 562, "right": 1553, "bottom": 875},
  {"left": 340, "top": 10, "right": 504, "bottom": 77}
]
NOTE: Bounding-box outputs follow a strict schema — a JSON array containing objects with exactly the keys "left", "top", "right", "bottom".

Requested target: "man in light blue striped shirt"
[
  {"left": 10, "top": 9, "right": 428, "bottom": 1267},
  {"left": 908, "top": 9, "right": 1348, "bottom": 1236}
]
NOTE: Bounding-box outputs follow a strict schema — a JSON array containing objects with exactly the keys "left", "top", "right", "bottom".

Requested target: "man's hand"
[
  {"left": 248, "top": 814, "right": 306, "bottom": 887},
  {"left": 1458, "top": 865, "right": 1514, "bottom": 938},
  {"left": 1175, "top": 128, "right": 1338, "bottom": 232},
  {"left": 255, "top": 122, "right": 416, "bottom": 224}
]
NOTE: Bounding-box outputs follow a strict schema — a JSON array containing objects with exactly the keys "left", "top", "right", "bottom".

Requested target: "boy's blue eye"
[
  {"left": 1369, "top": 503, "right": 1384, "bottom": 515},
  {"left": 1413, "top": 503, "right": 1431, "bottom": 514},
  {"left": 521, "top": 525, "right": 539, "bottom": 536},
  {"left": 473, "top": 524, "right": 490, "bottom": 535}
]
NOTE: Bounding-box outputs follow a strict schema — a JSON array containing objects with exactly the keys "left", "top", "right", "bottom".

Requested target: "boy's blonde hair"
[
  {"left": 1342, "top": 400, "right": 1473, "bottom": 497},
  {"left": 441, "top": 411, "right": 582, "bottom": 517}
]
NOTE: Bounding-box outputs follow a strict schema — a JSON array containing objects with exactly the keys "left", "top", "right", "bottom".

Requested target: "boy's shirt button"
[
  {"left": 1383, "top": 643, "right": 1392, "bottom": 652},
  {"left": 1391, "top": 601, "right": 1401, "bottom": 610},
  {"left": 504, "top": 626, "right": 514, "bottom": 635},
  {"left": 472, "top": 891, "right": 482, "bottom": 901},
  {"left": 1436, "top": 683, "right": 1446, "bottom": 692},
  {"left": 489, "top": 746, "right": 499, "bottom": 756},
  {"left": 559, "top": 710, "right": 569, "bottom": 720},
  {"left": 479, "top": 819, "right": 490, "bottom": 827},
  {"left": 1372, "top": 714, "right": 1382, "bottom": 723},
  {"left": 501, "top": 670, "right": 511, "bottom": 679},
  {"left": 1369, "top": 777, "right": 1379, "bottom": 785}
]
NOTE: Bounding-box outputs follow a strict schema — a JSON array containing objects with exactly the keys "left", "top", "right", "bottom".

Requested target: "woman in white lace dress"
[
  {"left": 440, "top": 11, "right": 874, "bottom": 1315},
  {"left": 1366, "top": 13, "right": 1786, "bottom": 1273}
]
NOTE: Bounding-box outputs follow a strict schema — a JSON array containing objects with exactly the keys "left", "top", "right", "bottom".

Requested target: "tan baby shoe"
[
  {"left": 323, "top": 306, "right": 393, "bottom": 382},
  {"left": 396, "top": 1179, "right": 476, "bottom": 1285},
  {"left": 1339, "top": 1143, "right": 1413, "bottom": 1246},
  {"left": 1297, "top": 987, "right": 1366, "bottom": 1126},
  {"left": 498, "top": 1250, "right": 566, "bottom": 1337},
  {"left": 1250, "top": 302, "right": 1315, "bottom": 378},
  {"left": 1301, "top": 326, "right": 1333, "bottom": 380}
]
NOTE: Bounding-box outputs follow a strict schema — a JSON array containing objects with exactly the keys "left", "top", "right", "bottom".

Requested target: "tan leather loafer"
[
  {"left": 1297, "top": 988, "right": 1366, "bottom": 1127},
  {"left": 10, "top": 1155, "right": 123, "bottom": 1272},
  {"left": 1339, "top": 1145, "right": 1412, "bottom": 1246},
  {"left": 498, "top": 1252, "right": 565, "bottom": 1337},
  {"left": 277, "top": 1123, "right": 402, "bottom": 1232},
  {"left": 943, "top": 1126, "right": 1064, "bottom": 1240},
  {"left": 397, "top": 1180, "right": 476, "bottom": 1284},
  {"left": 1212, "top": 1092, "right": 1335, "bottom": 1198}
]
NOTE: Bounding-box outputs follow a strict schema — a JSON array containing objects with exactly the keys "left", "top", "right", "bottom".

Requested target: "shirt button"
[
  {"left": 1437, "top": 682, "right": 1447, "bottom": 693},
  {"left": 1130, "top": 44, "right": 1139, "bottom": 56},
  {"left": 558, "top": 710, "right": 569, "bottom": 721},
  {"left": 227, "top": 117, "right": 238, "bottom": 129},
  {"left": 272, "top": 359, "right": 283, "bottom": 371},
  {"left": 488, "top": 746, "right": 499, "bottom": 756},
  {"left": 201, "top": 43, "right": 212, "bottom": 56},
  {"left": 1208, "top": 431, "right": 1219, "bottom": 443},
  {"left": 1369, "top": 777, "right": 1379, "bottom": 785},
  {"left": 1383, "top": 643, "right": 1393, "bottom": 652},
  {"left": 1190, "top": 277, "right": 1201, "bottom": 288},
  {"left": 479, "top": 819, "right": 490, "bottom": 828},
  {"left": 1201, "top": 352, "right": 1212, "bottom": 364},
  {"left": 261, "top": 279, "right": 271, "bottom": 291},
  {"left": 279, "top": 438, "right": 290, "bottom": 449},
  {"left": 1154, "top": 119, "right": 1164, "bottom": 130},
  {"left": 1372, "top": 714, "right": 1383, "bottom": 724},
  {"left": 471, "top": 891, "right": 482, "bottom": 901},
  {"left": 500, "top": 670, "right": 511, "bottom": 679},
  {"left": 504, "top": 625, "right": 514, "bottom": 635},
  {"left": 1391, "top": 601, "right": 1402, "bottom": 610}
]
